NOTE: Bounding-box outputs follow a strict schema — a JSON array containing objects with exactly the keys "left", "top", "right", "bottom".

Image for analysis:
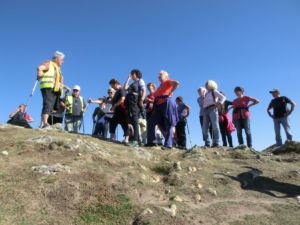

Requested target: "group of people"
[{"left": 7, "top": 51, "right": 296, "bottom": 149}]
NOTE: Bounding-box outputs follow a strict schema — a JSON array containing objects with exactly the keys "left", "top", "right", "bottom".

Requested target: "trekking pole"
[
  {"left": 81, "top": 103, "right": 90, "bottom": 134},
  {"left": 186, "top": 120, "right": 193, "bottom": 149},
  {"left": 92, "top": 121, "right": 96, "bottom": 135},
  {"left": 25, "top": 79, "right": 39, "bottom": 112}
]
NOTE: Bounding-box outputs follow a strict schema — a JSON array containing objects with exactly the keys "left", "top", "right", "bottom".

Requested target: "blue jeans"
[
  {"left": 274, "top": 117, "right": 292, "bottom": 146},
  {"left": 202, "top": 107, "right": 220, "bottom": 146},
  {"left": 234, "top": 119, "right": 252, "bottom": 147}
]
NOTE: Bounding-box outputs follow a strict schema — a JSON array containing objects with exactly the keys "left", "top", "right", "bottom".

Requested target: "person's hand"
[
  {"left": 127, "top": 74, "right": 132, "bottom": 80},
  {"left": 88, "top": 98, "right": 92, "bottom": 103},
  {"left": 66, "top": 87, "right": 71, "bottom": 93},
  {"left": 110, "top": 106, "right": 115, "bottom": 112}
]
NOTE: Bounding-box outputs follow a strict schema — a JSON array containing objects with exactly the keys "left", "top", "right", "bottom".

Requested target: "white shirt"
[{"left": 203, "top": 90, "right": 226, "bottom": 108}]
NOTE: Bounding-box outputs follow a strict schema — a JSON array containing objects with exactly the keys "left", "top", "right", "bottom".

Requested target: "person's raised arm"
[
  {"left": 9, "top": 108, "right": 20, "bottom": 118},
  {"left": 123, "top": 75, "right": 132, "bottom": 91}
]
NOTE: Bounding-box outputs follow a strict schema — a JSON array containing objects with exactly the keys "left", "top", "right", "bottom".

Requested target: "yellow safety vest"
[
  {"left": 40, "top": 61, "right": 62, "bottom": 90},
  {"left": 65, "top": 95, "right": 84, "bottom": 114}
]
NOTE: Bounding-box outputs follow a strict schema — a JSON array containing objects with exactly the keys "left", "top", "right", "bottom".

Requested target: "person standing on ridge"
[
  {"left": 232, "top": 86, "right": 259, "bottom": 148},
  {"left": 202, "top": 80, "right": 226, "bottom": 148},
  {"left": 267, "top": 89, "right": 296, "bottom": 146},
  {"left": 175, "top": 96, "right": 191, "bottom": 150},
  {"left": 146, "top": 70, "right": 179, "bottom": 149},
  {"left": 37, "top": 51, "right": 70, "bottom": 128},
  {"left": 123, "top": 69, "right": 147, "bottom": 147},
  {"left": 61, "top": 85, "right": 86, "bottom": 133}
]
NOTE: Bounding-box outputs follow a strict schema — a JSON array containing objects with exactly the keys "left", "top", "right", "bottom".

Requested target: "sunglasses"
[{"left": 73, "top": 89, "right": 79, "bottom": 92}]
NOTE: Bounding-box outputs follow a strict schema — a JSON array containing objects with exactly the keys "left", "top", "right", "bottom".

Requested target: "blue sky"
[{"left": 1, "top": 0, "right": 300, "bottom": 150}]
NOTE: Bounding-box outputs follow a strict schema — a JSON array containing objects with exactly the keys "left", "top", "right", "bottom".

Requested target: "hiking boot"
[
  {"left": 211, "top": 143, "right": 220, "bottom": 148},
  {"left": 145, "top": 143, "right": 158, "bottom": 147},
  {"left": 161, "top": 146, "right": 173, "bottom": 150},
  {"left": 125, "top": 141, "right": 139, "bottom": 147}
]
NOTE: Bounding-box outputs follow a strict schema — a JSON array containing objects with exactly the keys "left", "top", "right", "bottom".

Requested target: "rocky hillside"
[{"left": 0, "top": 124, "right": 299, "bottom": 225}]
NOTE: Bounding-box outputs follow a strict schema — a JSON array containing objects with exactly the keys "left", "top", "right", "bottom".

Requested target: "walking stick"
[
  {"left": 25, "top": 79, "right": 39, "bottom": 112},
  {"left": 186, "top": 120, "right": 193, "bottom": 149},
  {"left": 81, "top": 103, "right": 90, "bottom": 134}
]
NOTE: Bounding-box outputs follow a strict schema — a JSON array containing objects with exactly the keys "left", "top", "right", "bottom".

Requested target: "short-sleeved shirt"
[
  {"left": 232, "top": 96, "right": 252, "bottom": 120},
  {"left": 268, "top": 96, "right": 292, "bottom": 118},
  {"left": 111, "top": 88, "right": 126, "bottom": 106},
  {"left": 154, "top": 79, "right": 174, "bottom": 104}
]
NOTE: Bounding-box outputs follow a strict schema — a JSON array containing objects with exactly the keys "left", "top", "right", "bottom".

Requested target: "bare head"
[
  {"left": 109, "top": 79, "right": 121, "bottom": 90},
  {"left": 234, "top": 86, "right": 244, "bottom": 98},
  {"left": 107, "top": 88, "right": 115, "bottom": 97},
  {"left": 198, "top": 87, "right": 206, "bottom": 98},
  {"left": 52, "top": 51, "right": 65, "bottom": 66},
  {"left": 147, "top": 82, "right": 156, "bottom": 93},
  {"left": 205, "top": 80, "right": 218, "bottom": 91},
  {"left": 130, "top": 69, "right": 142, "bottom": 81},
  {"left": 158, "top": 70, "right": 169, "bottom": 83}
]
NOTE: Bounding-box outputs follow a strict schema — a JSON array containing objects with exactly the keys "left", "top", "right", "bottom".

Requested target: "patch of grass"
[
  {"left": 42, "top": 175, "right": 58, "bottom": 184},
  {"left": 151, "top": 164, "right": 172, "bottom": 175},
  {"left": 77, "top": 194, "right": 138, "bottom": 225}
]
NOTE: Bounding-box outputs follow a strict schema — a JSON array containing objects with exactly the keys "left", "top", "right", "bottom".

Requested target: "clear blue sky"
[{"left": 1, "top": 0, "right": 300, "bottom": 150}]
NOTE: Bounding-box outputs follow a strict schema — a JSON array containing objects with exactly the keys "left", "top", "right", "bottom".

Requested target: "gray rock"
[
  {"left": 27, "top": 135, "right": 53, "bottom": 144},
  {"left": 32, "top": 163, "right": 71, "bottom": 175},
  {"left": 173, "top": 161, "right": 182, "bottom": 171},
  {"left": 160, "top": 204, "right": 177, "bottom": 217},
  {"left": 0, "top": 123, "right": 24, "bottom": 129}
]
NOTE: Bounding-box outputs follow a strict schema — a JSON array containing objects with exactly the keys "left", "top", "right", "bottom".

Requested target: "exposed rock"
[
  {"left": 173, "top": 161, "right": 182, "bottom": 171},
  {"left": 171, "top": 196, "right": 183, "bottom": 202},
  {"left": 27, "top": 135, "right": 53, "bottom": 144},
  {"left": 32, "top": 163, "right": 71, "bottom": 175},
  {"left": 129, "top": 148, "right": 153, "bottom": 160},
  {"left": 1, "top": 151, "right": 8, "bottom": 156},
  {"left": 188, "top": 166, "right": 197, "bottom": 173},
  {"left": 161, "top": 204, "right": 177, "bottom": 217},
  {"left": 183, "top": 146, "right": 207, "bottom": 162},
  {"left": 208, "top": 188, "right": 217, "bottom": 196},
  {"left": 194, "top": 194, "right": 202, "bottom": 202},
  {"left": 151, "top": 176, "right": 160, "bottom": 183},
  {"left": 0, "top": 124, "right": 24, "bottom": 129},
  {"left": 140, "top": 208, "right": 153, "bottom": 216}
]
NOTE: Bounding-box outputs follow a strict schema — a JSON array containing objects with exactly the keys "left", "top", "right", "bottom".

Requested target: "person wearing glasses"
[
  {"left": 89, "top": 88, "right": 116, "bottom": 138},
  {"left": 7, "top": 104, "right": 34, "bottom": 128},
  {"left": 61, "top": 85, "right": 86, "bottom": 133}
]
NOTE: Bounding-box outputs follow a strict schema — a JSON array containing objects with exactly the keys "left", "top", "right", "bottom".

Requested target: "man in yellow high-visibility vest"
[
  {"left": 37, "top": 51, "right": 70, "bottom": 128},
  {"left": 61, "top": 85, "right": 86, "bottom": 133}
]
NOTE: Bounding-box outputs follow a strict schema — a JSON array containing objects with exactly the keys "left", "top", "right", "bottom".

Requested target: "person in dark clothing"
[
  {"left": 267, "top": 89, "right": 296, "bottom": 146},
  {"left": 175, "top": 96, "right": 191, "bottom": 149},
  {"left": 123, "top": 69, "right": 147, "bottom": 147},
  {"left": 145, "top": 83, "right": 156, "bottom": 121},
  {"left": 109, "top": 79, "right": 130, "bottom": 143},
  {"left": 7, "top": 104, "right": 33, "bottom": 128},
  {"left": 92, "top": 101, "right": 106, "bottom": 137},
  {"left": 88, "top": 88, "right": 115, "bottom": 138},
  {"left": 218, "top": 92, "right": 234, "bottom": 147}
]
